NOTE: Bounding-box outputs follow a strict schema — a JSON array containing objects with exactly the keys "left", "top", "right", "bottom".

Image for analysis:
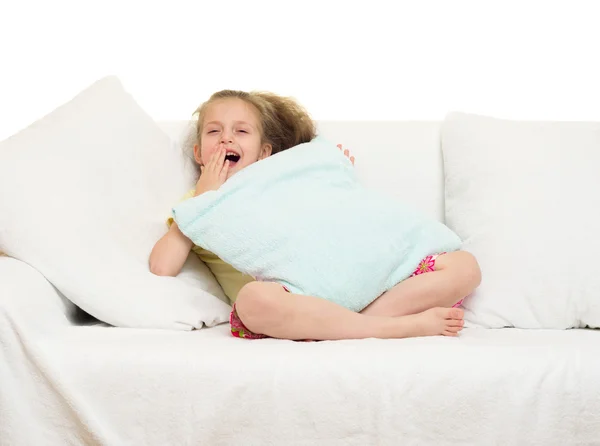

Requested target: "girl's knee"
[
  {"left": 235, "top": 281, "right": 283, "bottom": 332},
  {"left": 236, "top": 282, "right": 267, "bottom": 319},
  {"left": 456, "top": 251, "right": 481, "bottom": 288},
  {"left": 439, "top": 251, "right": 482, "bottom": 288}
]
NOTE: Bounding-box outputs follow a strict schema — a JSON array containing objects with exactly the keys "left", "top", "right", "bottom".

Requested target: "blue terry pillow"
[{"left": 173, "top": 139, "right": 461, "bottom": 312}]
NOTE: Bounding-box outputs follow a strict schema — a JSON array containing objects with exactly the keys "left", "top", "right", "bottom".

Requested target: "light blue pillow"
[{"left": 173, "top": 139, "right": 461, "bottom": 312}]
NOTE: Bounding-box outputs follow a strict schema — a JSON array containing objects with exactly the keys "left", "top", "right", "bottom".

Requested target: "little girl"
[{"left": 149, "top": 90, "right": 481, "bottom": 341}]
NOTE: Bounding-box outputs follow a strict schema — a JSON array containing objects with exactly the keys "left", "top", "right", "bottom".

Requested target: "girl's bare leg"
[
  {"left": 361, "top": 251, "right": 481, "bottom": 317},
  {"left": 235, "top": 282, "right": 464, "bottom": 341}
]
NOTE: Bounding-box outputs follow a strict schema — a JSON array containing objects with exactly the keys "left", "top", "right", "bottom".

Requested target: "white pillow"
[
  {"left": 0, "top": 76, "right": 231, "bottom": 330},
  {"left": 442, "top": 112, "right": 600, "bottom": 329}
]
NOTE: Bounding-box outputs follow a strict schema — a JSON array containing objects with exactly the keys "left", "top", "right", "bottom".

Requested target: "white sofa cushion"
[
  {"left": 442, "top": 112, "right": 600, "bottom": 329},
  {"left": 0, "top": 76, "right": 230, "bottom": 330},
  {"left": 316, "top": 121, "right": 445, "bottom": 222}
]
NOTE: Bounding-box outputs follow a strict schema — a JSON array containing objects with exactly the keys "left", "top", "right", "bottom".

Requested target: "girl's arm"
[
  {"left": 150, "top": 148, "right": 230, "bottom": 276},
  {"left": 149, "top": 222, "right": 194, "bottom": 276}
]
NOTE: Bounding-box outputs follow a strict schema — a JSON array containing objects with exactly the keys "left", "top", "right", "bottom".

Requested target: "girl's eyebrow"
[{"left": 204, "top": 120, "right": 254, "bottom": 128}]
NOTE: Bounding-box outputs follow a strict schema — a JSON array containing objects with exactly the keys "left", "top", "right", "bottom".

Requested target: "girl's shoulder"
[{"left": 181, "top": 188, "right": 196, "bottom": 201}]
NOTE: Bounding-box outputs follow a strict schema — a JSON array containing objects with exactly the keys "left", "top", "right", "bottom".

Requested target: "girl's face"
[{"left": 194, "top": 98, "right": 272, "bottom": 180}]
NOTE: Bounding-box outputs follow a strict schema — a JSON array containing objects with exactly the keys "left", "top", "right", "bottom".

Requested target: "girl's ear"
[
  {"left": 259, "top": 143, "right": 272, "bottom": 160},
  {"left": 193, "top": 144, "right": 202, "bottom": 165}
]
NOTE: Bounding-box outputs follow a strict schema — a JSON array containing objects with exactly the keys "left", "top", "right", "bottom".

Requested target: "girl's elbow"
[
  {"left": 149, "top": 257, "right": 177, "bottom": 277},
  {"left": 150, "top": 265, "right": 174, "bottom": 277}
]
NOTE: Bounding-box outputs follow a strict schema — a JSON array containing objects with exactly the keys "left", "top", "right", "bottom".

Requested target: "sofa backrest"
[{"left": 157, "top": 120, "right": 445, "bottom": 222}]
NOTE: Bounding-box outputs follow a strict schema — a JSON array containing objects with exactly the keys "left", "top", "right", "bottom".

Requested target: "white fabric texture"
[
  {"left": 2, "top": 261, "right": 599, "bottom": 446},
  {"left": 0, "top": 77, "right": 230, "bottom": 330},
  {"left": 442, "top": 112, "right": 600, "bottom": 329}
]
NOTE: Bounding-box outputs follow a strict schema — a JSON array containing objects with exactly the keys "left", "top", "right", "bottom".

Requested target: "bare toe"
[
  {"left": 447, "top": 308, "right": 464, "bottom": 320},
  {"left": 446, "top": 325, "right": 462, "bottom": 333}
]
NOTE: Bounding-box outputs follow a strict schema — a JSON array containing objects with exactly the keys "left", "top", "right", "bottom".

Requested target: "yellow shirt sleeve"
[
  {"left": 166, "top": 189, "right": 196, "bottom": 228},
  {"left": 167, "top": 189, "right": 254, "bottom": 303}
]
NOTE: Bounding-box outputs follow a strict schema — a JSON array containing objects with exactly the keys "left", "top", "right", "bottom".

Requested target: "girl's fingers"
[
  {"left": 207, "top": 147, "right": 221, "bottom": 170},
  {"left": 350, "top": 156, "right": 355, "bottom": 165},
  {"left": 344, "top": 149, "right": 350, "bottom": 157},
  {"left": 221, "top": 160, "right": 230, "bottom": 178},
  {"left": 211, "top": 148, "right": 222, "bottom": 169},
  {"left": 206, "top": 151, "right": 214, "bottom": 170}
]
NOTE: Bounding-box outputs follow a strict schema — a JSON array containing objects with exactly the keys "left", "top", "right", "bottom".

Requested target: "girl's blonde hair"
[{"left": 192, "top": 90, "right": 316, "bottom": 161}]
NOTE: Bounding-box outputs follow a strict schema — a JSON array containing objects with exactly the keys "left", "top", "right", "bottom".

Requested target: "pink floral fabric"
[
  {"left": 410, "top": 252, "right": 463, "bottom": 308},
  {"left": 230, "top": 304, "right": 268, "bottom": 339}
]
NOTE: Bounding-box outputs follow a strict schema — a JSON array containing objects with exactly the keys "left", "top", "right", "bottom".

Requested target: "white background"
[{"left": 1, "top": 0, "right": 598, "bottom": 141}]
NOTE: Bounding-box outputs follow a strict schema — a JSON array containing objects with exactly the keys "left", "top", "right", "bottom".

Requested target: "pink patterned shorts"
[{"left": 230, "top": 252, "right": 462, "bottom": 340}]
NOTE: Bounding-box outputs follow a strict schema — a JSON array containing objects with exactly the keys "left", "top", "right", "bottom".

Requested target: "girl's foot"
[{"left": 401, "top": 307, "right": 465, "bottom": 337}]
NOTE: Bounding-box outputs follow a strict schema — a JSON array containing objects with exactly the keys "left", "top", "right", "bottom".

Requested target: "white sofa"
[{"left": 1, "top": 78, "right": 600, "bottom": 445}]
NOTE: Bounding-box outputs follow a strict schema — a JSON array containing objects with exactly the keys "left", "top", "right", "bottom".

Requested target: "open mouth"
[{"left": 225, "top": 151, "right": 240, "bottom": 165}]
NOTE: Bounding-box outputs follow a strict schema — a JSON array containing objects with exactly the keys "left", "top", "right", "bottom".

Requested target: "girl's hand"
[
  {"left": 194, "top": 147, "right": 230, "bottom": 196},
  {"left": 337, "top": 144, "right": 355, "bottom": 165}
]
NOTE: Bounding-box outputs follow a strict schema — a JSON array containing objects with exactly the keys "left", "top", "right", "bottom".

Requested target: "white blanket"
[{"left": 2, "top": 265, "right": 600, "bottom": 446}]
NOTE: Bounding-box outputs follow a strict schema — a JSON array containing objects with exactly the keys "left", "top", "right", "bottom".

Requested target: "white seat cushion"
[{"left": 22, "top": 326, "right": 600, "bottom": 445}]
